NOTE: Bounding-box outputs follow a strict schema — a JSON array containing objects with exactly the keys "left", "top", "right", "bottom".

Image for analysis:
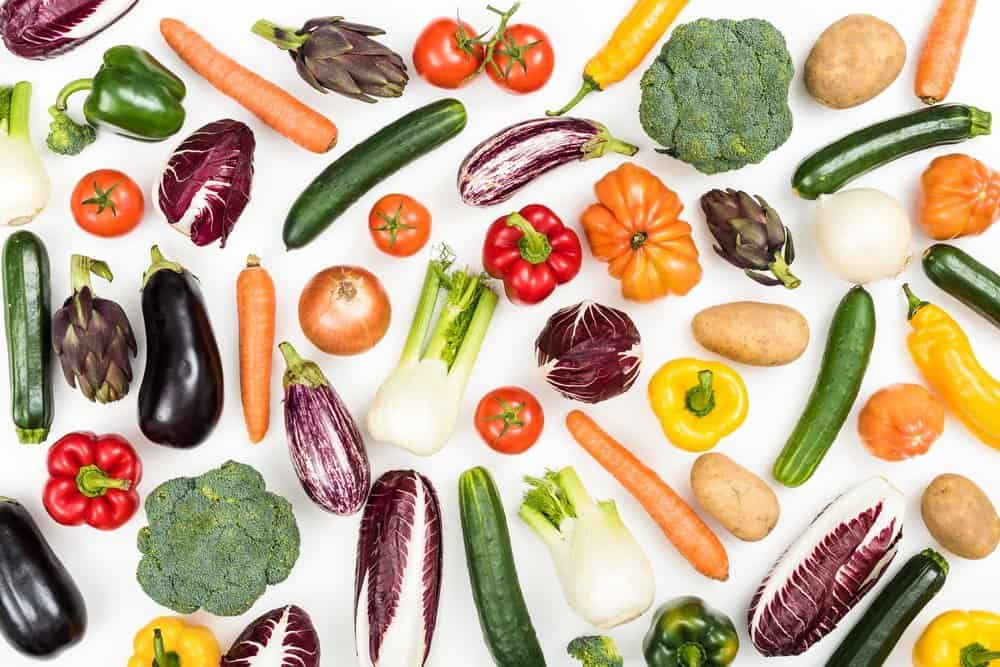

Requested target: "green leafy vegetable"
[{"left": 568, "top": 635, "right": 624, "bottom": 667}]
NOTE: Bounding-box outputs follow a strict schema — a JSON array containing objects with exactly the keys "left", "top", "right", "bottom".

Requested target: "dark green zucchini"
[
  {"left": 923, "top": 243, "right": 1000, "bottom": 329},
  {"left": 793, "top": 104, "right": 991, "bottom": 199},
  {"left": 459, "top": 466, "right": 546, "bottom": 667},
  {"left": 773, "top": 285, "right": 875, "bottom": 487},
  {"left": 284, "top": 98, "right": 467, "bottom": 249},
  {"left": 826, "top": 549, "right": 948, "bottom": 667},
  {"left": 2, "top": 231, "right": 52, "bottom": 444}
]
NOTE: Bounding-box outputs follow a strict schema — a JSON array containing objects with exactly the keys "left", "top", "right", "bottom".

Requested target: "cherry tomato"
[
  {"left": 486, "top": 24, "right": 554, "bottom": 94},
  {"left": 70, "top": 169, "right": 144, "bottom": 237},
  {"left": 413, "top": 18, "right": 484, "bottom": 89},
  {"left": 369, "top": 194, "right": 432, "bottom": 257},
  {"left": 475, "top": 386, "right": 544, "bottom": 455}
]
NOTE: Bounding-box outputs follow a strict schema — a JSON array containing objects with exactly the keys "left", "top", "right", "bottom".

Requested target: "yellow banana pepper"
[
  {"left": 647, "top": 358, "right": 748, "bottom": 452},
  {"left": 548, "top": 0, "right": 689, "bottom": 115},
  {"left": 913, "top": 609, "right": 1000, "bottom": 667},
  {"left": 904, "top": 285, "right": 1000, "bottom": 449},
  {"left": 127, "top": 617, "right": 220, "bottom": 667}
]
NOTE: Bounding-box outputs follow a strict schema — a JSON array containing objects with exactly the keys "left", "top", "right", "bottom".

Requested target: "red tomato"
[
  {"left": 486, "top": 24, "right": 555, "bottom": 94},
  {"left": 475, "top": 386, "right": 544, "bottom": 455},
  {"left": 70, "top": 169, "right": 144, "bottom": 237},
  {"left": 413, "top": 18, "right": 484, "bottom": 89},
  {"left": 369, "top": 194, "right": 432, "bottom": 257}
]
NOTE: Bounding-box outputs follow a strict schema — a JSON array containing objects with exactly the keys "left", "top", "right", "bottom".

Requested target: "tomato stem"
[
  {"left": 371, "top": 202, "right": 415, "bottom": 249},
  {"left": 485, "top": 397, "right": 525, "bottom": 443},
  {"left": 81, "top": 179, "right": 121, "bottom": 216}
]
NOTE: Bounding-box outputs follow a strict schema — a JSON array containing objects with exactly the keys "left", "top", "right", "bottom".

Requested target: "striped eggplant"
[
  {"left": 0, "top": 0, "right": 138, "bottom": 59},
  {"left": 279, "top": 341, "right": 370, "bottom": 516},
  {"left": 457, "top": 117, "right": 638, "bottom": 207},
  {"left": 355, "top": 470, "right": 443, "bottom": 667}
]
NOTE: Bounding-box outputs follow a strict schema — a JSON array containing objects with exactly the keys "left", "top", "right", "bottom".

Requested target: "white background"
[{"left": 2, "top": 0, "right": 999, "bottom": 665}]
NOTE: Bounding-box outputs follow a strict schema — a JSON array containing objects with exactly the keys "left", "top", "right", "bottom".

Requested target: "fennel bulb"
[
  {"left": 519, "top": 467, "right": 655, "bottom": 628},
  {"left": 1, "top": 82, "right": 50, "bottom": 226},
  {"left": 367, "top": 247, "right": 498, "bottom": 457}
]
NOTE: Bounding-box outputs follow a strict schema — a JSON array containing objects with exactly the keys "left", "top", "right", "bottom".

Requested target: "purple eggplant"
[
  {"left": 0, "top": 0, "right": 138, "bottom": 59},
  {"left": 221, "top": 604, "right": 320, "bottom": 667},
  {"left": 457, "top": 117, "right": 638, "bottom": 207},
  {"left": 279, "top": 341, "right": 370, "bottom": 516},
  {"left": 355, "top": 470, "right": 443, "bottom": 667}
]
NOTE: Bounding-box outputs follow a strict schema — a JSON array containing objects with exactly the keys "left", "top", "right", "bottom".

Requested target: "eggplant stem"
[{"left": 279, "top": 342, "right": 328, "bottom": 389}]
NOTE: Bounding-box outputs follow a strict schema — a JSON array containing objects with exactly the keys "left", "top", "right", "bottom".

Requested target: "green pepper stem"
[
  {"left": 685, "top": 370, "right": 716, "bottom": 418},
  {"left": 75, "top": 464, "right": 130, "bottom": 498},
  {"left": 506, "top": 212, "right": 552, "bottom": 264},
  {"left": 251, "top": 19, "right": 308, "bottom": 51},
  {"left": 152, "top": 629, "right": 181, "bottom": 667},
  {"left": 141, "top": 246, "right": 185, "bottom": 288},
  {"left": 53, "top": 78, "right": 94, "bottom": 112},
  {"left": 71, "top": 255, "right": 113, "bottom": 294},
  {"left": 961, "top": 643, "right": 1000, "bottom": 667},
  {"left": 769, "top": 252, "right": 801, "bottom": 289},
  {"left": 903, "top": 283, "right": 929, "bottom": 320},
  {"left": 278, "top": 341, "right": 328, "bottom": 390},
  {"left": 677, "top": 642, "right": 707, "bottom": 667},
  {"left": 546, "top": 76, "right": 599, "bottom": 116}
]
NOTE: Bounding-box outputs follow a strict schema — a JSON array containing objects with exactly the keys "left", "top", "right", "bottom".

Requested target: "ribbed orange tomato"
[
  {"left": 858, "top": 383, "right": 944, "bottom": 461},
  {"left": 918, "top": 153, "right": 1000, "bottom": 239},
  {"left": 580, "top": 163, "right": 701, "bottom": 302}
]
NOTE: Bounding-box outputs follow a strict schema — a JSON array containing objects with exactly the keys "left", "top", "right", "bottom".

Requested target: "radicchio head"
[
  {"left": 1, "top": 0, "right": 138, "bottom": 59},
  {"left": 157, "top": 119, "right": 254, "bottom": 247},
  {"left": 221, "top": 604, "right": 319, "bottom": 667}
]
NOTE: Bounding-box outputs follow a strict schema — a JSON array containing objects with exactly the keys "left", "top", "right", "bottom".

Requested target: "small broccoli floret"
[
  {"left": 639, "top": 17, "right": 794, "bottom": 174},
  {"left": 136, "top": 460, "right": 301, "bottom": 617},
  {"left": 568, "top": 635, "right": 624, "bottom": 667},
  {"left": 46, "top": 107, "right": 96, "bottom": 156}
]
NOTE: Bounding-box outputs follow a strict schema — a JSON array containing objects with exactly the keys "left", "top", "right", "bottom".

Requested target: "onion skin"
[{"left": 298, "top": 266, "right": 390, "bottom": 356}]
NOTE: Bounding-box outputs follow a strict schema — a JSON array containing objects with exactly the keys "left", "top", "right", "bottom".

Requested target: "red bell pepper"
[
  {"left": 43, "top": 432, "right": 142, "bottom": 530},
  {"left": 482, "top": 203, "right": 582, "bottom": 305}
]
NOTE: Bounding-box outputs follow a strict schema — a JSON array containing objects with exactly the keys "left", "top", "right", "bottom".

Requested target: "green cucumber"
[
  {"left": 773, "top": 285, "right": 875, "bottom": 487},
  {"left": 793, "top": 104, "right": 991, "bottom": 200},
  {"left": 825, "top": 549, "right": 948, "bottom": 667},
  {"left": 284, "top": 98, "right": 467, "bottom": 249},
  {"left": 459, "top": 466, "right": 546, "bottom": 667},
  {"left": 2, "top": 231, "right": 52, "bottom": 444},
  {"left": 923, "top": 243, "right": 1000, "bottom": 329}
]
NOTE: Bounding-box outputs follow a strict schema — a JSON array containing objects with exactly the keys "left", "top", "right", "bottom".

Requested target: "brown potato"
[
  {"left": 692, "top": 301, "right": 809, "bottom": 367},
  {"left": 691, "top": 453, "right": 779, "bottom": 542},
  {"left": 922, "top": 474, "right": 1000, "bottom": 560},
  {"left": 805, "top": 14, "right": 906, "bottom": 109}
]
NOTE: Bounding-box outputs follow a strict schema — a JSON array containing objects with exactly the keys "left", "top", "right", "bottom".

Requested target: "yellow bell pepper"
[
  {"left": 913, "top": 609, "right": 1000, "bottom": 667},
  {"left": 647, "top": 358, "right": 748, "bottom": 452},
  {"left": 127, "top": 617, "right": 220, "bottom": 667},
  {"left": 904, "top": 285, "right": 1000, "bottom": 449},
  {"left": 548, "top": 0, "right": 689, "bottom": 115}
]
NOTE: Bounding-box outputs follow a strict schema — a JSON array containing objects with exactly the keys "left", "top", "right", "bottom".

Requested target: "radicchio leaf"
[
  {"left": 0, "top": 0, "right": 137, "bottom": 59},
  {"left": 355, "top": 470, "right": 443, "bottom": 667},
  {"left": 747, "top": 477, "right": 905, "bottom": 657},
  {"left": 157, "top": 119, "right": 255, "bottom": 247},
  {"left": 535, "top": 300, "right": 642, "bottom": 404},
  {"left": 221, "top": 604, "right": 320, "bottom": 667}
]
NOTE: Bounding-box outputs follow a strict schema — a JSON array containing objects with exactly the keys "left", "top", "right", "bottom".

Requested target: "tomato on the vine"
[
  {"left": 369, "top": 194, "right": 432, "bottom": 257},
  {"left": 413, "top": 18, "right": 484, "bottom": 89},
  {"left": 475, "top": 386, "right": 544, "bottom": 455},
  {"left": 70, "top": 169, "right": 144, "bottom": 237},
  {"left": 486, "top": 23, "right": 555, "bottom": 94}
]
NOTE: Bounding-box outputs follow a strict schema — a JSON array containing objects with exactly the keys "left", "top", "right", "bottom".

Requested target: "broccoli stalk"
[
  {"left": 46, "top": 79, "right": 97, "bottom": 156},
  {"left": 568, "top": 635, "right": 624, "bottom": 667}
]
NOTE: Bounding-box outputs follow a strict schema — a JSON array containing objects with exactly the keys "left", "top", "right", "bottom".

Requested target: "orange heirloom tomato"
[
  {"left": 858, "top": 383, "right": 945, "bottom": 461},
  {"left": 918, "top": 153, "right": 1000, "bottom": 240},
  {"left": 580, "top": 162, "right": 701, "bottom": 302}
]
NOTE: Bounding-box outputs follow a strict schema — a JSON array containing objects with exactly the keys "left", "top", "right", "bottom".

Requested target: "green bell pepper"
[
  {"left": 643, "top": 597, "right": 739, "bottom": 667},
  {"left": 47, "top": 45, "right": 186, "bottom": 155}
]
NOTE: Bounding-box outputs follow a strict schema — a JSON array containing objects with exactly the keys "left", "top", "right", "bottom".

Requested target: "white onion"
[{"left": 816, "top": 189, "right": 912, "bottom": 284}]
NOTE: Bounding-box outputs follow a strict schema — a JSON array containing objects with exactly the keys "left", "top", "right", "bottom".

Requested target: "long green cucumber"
[
  {"left": 773, "top": 285, "right": 875, "bottom": 486},
  {"left": 923, "top": 243, "right": 1000, "bottom": 329},
  {"left": 459, "top": 466, "right": 546, "bottom": 667},
  {"left": 3, "top": 231, "right": 52, "bottom": 444},
  {"left": 284, "top": 98, "right": 467, "bottom": 249}
]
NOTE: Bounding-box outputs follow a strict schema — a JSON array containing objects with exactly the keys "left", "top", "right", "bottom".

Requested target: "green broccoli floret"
[
  {"left": 45, "top": 106, "right": 96, "bottom": 156},
  {"left": 136, "top": 461, "right": 301, "bottom": 617},
  {"left": 568, "top": 635, "right": 624, "bottom": 667},
  {"left": 639, "top": 17, "right": 794, "bottom": 174}
]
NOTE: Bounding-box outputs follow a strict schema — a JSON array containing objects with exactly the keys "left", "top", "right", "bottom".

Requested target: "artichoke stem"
[
  {"left": 251, "top": 19, "right": 307, "bottom": 51},
  {"left": 770, "top": 252, "right": 801, "bottom": 289},
  {"left": 70, "top": 255, "right": 113, "bottom": 293}
]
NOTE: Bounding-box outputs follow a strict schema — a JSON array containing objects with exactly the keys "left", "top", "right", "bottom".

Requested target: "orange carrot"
[
  {"left": 160, "top": 18, "right": 338, "bottom": 153},
  {"left": 566, "top": 410, "right": 730, "bottom": 581},
  {"left": 915, "top": 0, "right": 978, "bottom": 104},
  {"left": 237, "top": 255, "right": 276, "bottom": 443}
]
